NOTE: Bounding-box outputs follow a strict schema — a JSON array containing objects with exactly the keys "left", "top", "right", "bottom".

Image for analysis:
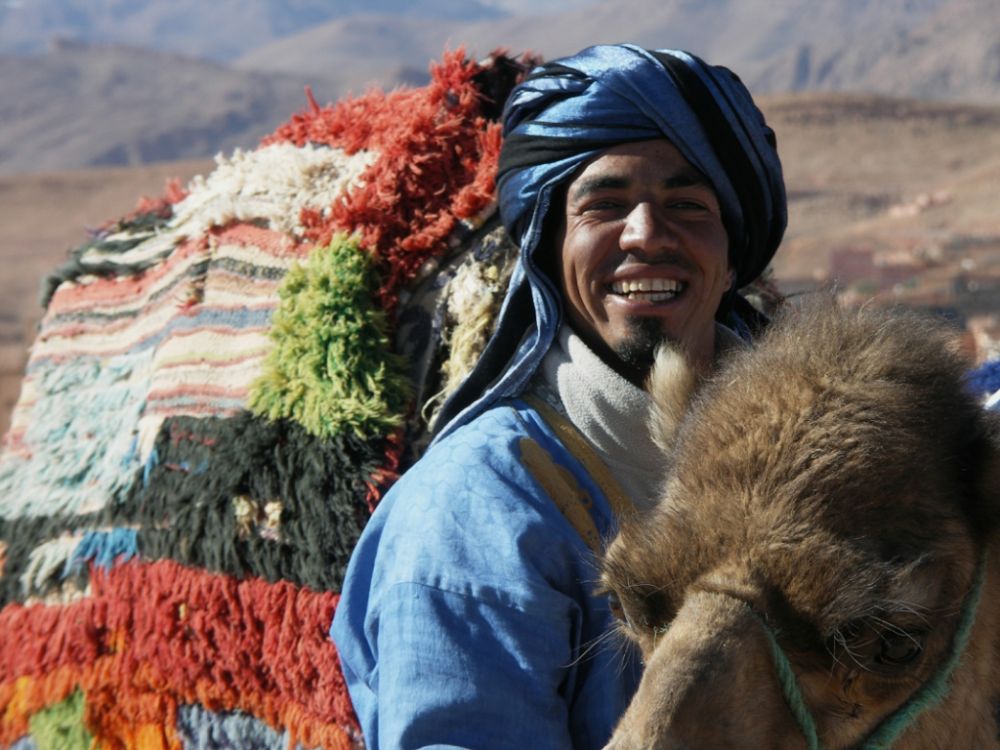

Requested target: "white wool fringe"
[
  {"left": 170, "top": 142, "right": 377, "bottom": 239},
  {"left": 21, "top": 534, "right": 81, "bottom": 598}
]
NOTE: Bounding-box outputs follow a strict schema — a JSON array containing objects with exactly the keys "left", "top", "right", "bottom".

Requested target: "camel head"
[{"left": 602, "top": 300, "right": 1000, "bottom": 749}]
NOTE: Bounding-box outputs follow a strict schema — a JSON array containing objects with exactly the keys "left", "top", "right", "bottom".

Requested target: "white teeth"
[
  {"left": 633, "top": 291, "right": 675, "bottom": 302},
  {"left": 610, "top": 278, "right": 682, "bottom": 296}
]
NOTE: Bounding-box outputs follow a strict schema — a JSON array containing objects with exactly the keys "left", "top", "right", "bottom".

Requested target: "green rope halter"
[{"left": 758, "top": 555, "right": 986, "bottom": 750}]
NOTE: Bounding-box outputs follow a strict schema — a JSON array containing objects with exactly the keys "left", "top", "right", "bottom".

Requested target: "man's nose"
[{"left": 619, "top": 202, "right": 675, "bottom": 257}]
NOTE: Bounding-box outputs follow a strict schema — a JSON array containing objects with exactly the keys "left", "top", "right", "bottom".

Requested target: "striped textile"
[{"left": 0, "top": 50, "right": 528, "bottom": 748}]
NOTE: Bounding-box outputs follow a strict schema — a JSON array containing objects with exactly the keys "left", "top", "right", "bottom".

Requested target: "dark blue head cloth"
[{"left": 432, "top": 43, "right": 786, "bottom": 442}]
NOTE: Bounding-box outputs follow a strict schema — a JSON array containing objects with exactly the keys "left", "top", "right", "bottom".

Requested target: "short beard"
[{"left": 612, "top": 316, "right": 668, "bottom": 383}]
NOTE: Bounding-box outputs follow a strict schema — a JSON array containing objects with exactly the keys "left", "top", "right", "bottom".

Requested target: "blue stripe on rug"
[
  {"left": 64, "top": 529, "right": 139, "bottom": 576},
  {"left": 177, "top": 704, "right": 312, "bottom": 750}
]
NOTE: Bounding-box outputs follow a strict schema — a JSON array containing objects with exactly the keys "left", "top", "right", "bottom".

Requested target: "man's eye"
[
  {"left": 668, "top": 200, "right": 706, "bottom": 211},
  {"left": 583, "top": 200, "right": 622, "bottom": 212}
]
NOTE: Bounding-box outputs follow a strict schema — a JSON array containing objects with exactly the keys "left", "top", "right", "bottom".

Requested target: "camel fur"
[{"left": 601, "top": 299, "right": 1000, "bottom": 749}]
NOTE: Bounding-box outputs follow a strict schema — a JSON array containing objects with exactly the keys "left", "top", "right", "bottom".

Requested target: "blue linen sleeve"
[
  {"left": 332, "top": 408, "right": 620, "bottom": 749},
  {"left": 368, "top": 580, "right": 580, "bottom": 749}
]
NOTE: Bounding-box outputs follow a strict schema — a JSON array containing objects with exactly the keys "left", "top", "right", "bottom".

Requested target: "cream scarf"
[{"left": 538, "top": 323, "right": 744, "bottom": 511}]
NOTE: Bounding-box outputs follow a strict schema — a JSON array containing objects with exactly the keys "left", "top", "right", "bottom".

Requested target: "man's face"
[{"left": 556, "top": 138, "right": 732, "bottom": 378}]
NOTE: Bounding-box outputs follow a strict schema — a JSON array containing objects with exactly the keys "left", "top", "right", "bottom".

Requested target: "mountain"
[
  {"left": 743, "top": 0, "right": 1000, "bottom": 100},
  {"left": 0, "top": 41, "right": 335, "bottom": 174},
  {"left": 237, "top": 0, "right": 1000, "bottom": 105},
  {"left": 3, "top": 0, "right": 1000, "bottom": 176},
  {"left": 0, "top": 0, "right": 574, "bottom": 59},
  {"left": 232, "top": 14, "right": 457, "bottom": 84}
]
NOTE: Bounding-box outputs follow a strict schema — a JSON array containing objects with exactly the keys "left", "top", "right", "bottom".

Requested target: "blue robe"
[{"left": 332, "top": 398, "right": 641, "bottom": 749}]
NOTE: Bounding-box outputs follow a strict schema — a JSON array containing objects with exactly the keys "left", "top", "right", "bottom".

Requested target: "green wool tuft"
[
  {"left": 250, "top": 234, "right": 411, "bottom": 439},
  {"left": 29, "top": 690, "right": 92, "bottom": 750}
]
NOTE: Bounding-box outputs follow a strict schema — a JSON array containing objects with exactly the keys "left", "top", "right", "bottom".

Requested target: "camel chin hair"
[{"left": 645, "top": 344, "right": 700, "bottom": 455}]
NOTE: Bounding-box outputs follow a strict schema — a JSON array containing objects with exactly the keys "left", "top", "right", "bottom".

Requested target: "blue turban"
[{"left": 433, "top": 43, "right": 786, "bottom": 442}]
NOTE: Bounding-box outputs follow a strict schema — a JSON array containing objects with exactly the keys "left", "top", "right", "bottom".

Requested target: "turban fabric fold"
[{"left": 433, "top": 43, "right": 786, "bottom": 442}]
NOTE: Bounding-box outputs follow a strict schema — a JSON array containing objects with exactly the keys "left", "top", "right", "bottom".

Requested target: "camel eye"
[
  {"left": 607, "top": 591, "right": 625, "bottom": 622},
  {"left": 830, "top": 620, "right": 924, "bottom": 672},
  {"left": 876, "top": 632, "right": 923, "bottom": 666}
]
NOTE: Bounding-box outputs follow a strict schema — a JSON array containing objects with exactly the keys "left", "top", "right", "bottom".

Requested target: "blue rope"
[{"left": 755, "top": 553, "right": 986, "bottom": 750}]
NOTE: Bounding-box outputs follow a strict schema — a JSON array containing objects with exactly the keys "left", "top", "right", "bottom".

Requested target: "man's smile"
[{"left": 608, "top": 277, "right": 685, "bottom": 303}]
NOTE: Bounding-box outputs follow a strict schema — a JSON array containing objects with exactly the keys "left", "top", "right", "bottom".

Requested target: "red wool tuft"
[
  {"left": 364, "top": 428, "right": 405, "bottom": 513},
  {"left": 131, "top": 178, "right": 191, "bottom": 220},
  {"left": 263, "top": 49, "right": 500, "bottom": 317},
  {"left": 0, "top": 560, "right": 357, "bottom": 748}
]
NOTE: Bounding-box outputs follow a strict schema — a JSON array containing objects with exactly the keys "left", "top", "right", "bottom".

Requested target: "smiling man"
[{"left": 333, "top": 44, "right": 786, "bottom": 749}]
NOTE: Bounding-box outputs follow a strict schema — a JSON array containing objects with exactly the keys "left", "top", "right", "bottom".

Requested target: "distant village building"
[
  {"left": 814, "top": 235, "right": 1000, "bottom": 364},
  {"left": 968, "top": 314, "right": 1000, "bottom": 363},
  {"left": 829, "top": 246, "right": 876, "bottom": 285}
]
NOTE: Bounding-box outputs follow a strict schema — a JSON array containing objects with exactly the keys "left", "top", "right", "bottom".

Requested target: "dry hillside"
[{"left": 761, "top": 93, "right": 1000, "bottom": 279}]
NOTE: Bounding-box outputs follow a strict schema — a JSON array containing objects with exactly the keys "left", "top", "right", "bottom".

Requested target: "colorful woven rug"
[{"left": 0, "top": 50, "right": 527, "bottom": 749}]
